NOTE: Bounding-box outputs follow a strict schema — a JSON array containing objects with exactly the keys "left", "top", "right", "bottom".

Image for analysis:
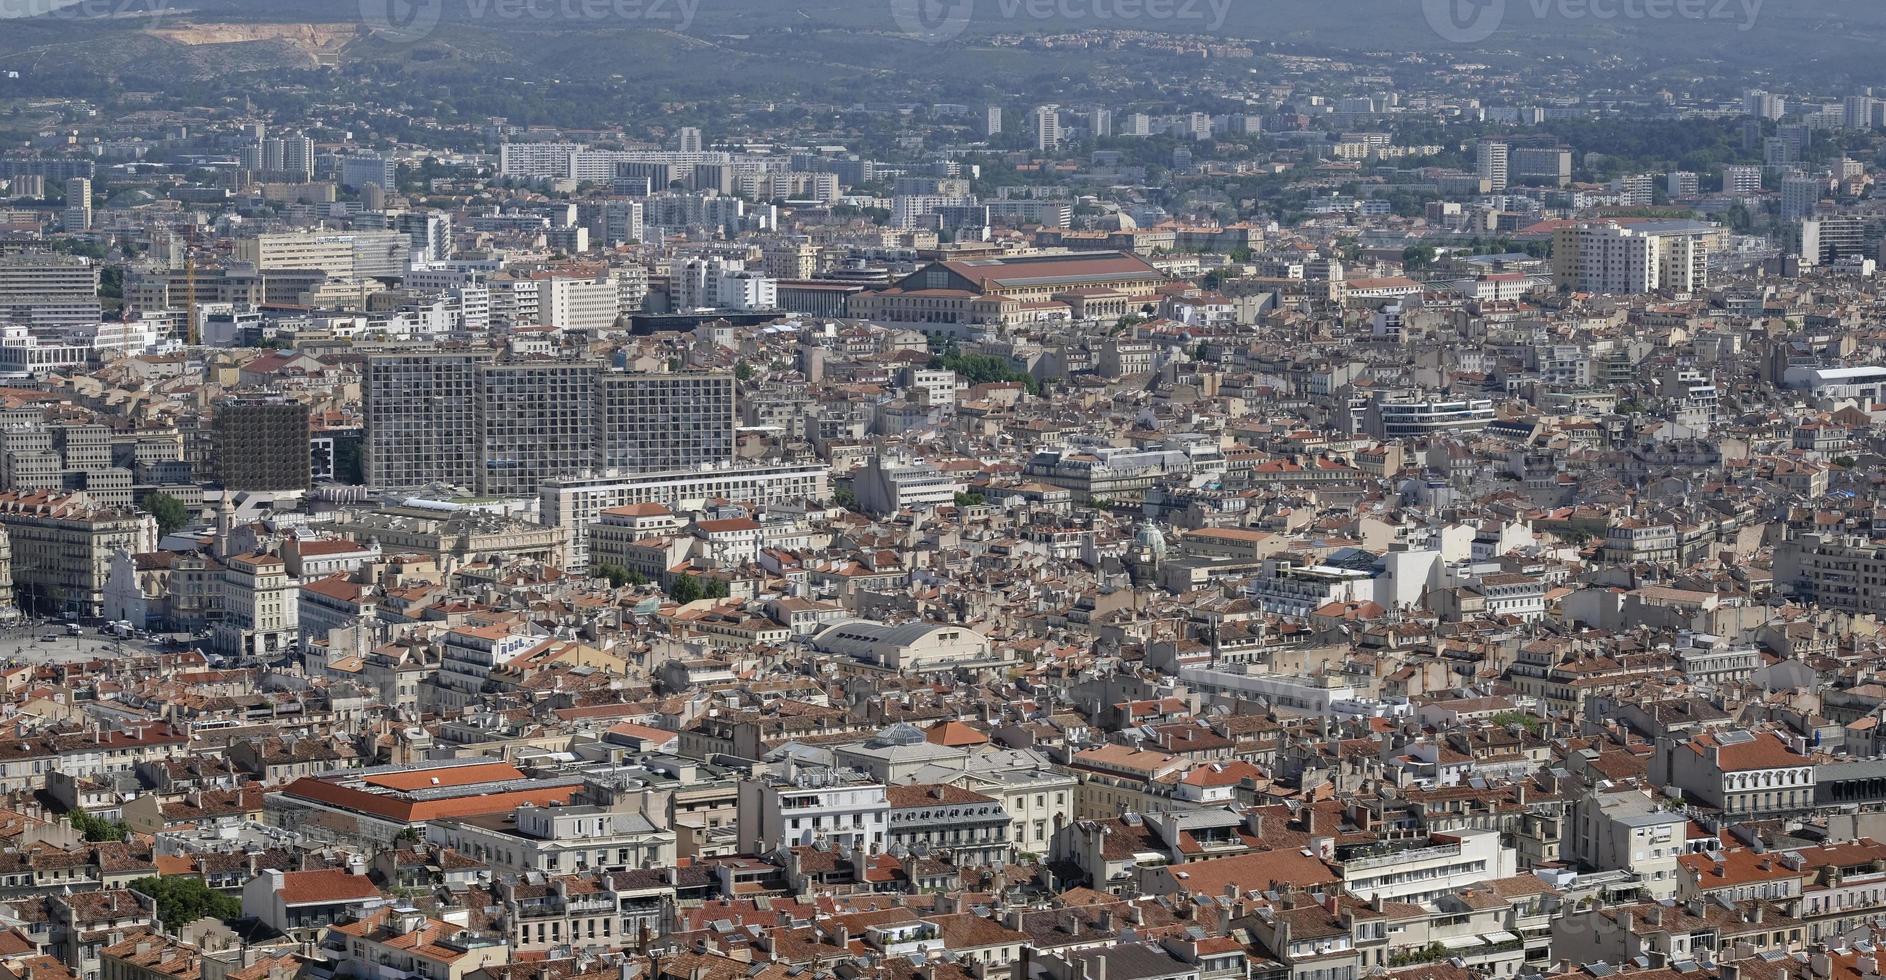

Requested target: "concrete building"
[
  {"left": 362, "top": 350, "right": 493, "bottom": 489},
  {"left": 476, "top": 361, "right": 601, "bottom": 498},
  {"left": 214, "top": 398, "right": 311, "bottom": 491},
  {"left": 0, "top": 252, "right": 102, "bottom": 328},
  {"left": 1476, "top": 140, "right": 1509, "bottom": 191},
  {"left": 592, "top": 372, "right": 736, "bottom": 475},
  {"left": 541, "top": 463, "right": 827, "bottom": 572}
]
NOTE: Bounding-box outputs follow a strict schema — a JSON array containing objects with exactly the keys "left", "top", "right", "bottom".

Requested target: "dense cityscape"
[{"left": 0, "top": 7, "right": 1882, "bottom": 980}]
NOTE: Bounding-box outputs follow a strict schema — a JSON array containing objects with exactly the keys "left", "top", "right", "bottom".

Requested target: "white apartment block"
[{"left": 540, "top": 463, "right": 829, "bottom": 571}]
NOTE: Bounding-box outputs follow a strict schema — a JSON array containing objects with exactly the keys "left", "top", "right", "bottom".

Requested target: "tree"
[
  {"left": 833, "top": 487, "right": 860, "bottom": 511},
  {"left": 703, "top": 578, "right": 730, "bottom": 600},
  {"left": 734, "top": 362, "right": 754, "bottom": 382},
  {"left": 594, "top": 563, "right": 633, "bottom": 588},
  {"left": 142, "top": 492, "right": 190, "bottom": 537},
  {"left": 1401, "top": 244, "right": 1436, "bottom": 270},
  {"left": 128, "top": 875, "right": 241, "bottom": 930},
  {"left": 954, "top": 491, "right": 985, "bottom": 507},
  {"left": 69, "top": 811, "right": 128, "bottom": 842},
  {"left": 668, "top": 574, "right": 704, "bottom": 604}
]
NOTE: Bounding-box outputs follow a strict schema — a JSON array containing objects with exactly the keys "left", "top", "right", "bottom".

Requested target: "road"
[{"left": 0, "top": 624, "right": 200, "bottom": 666}]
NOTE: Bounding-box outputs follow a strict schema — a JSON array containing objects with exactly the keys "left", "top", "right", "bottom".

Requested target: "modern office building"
[
  {"left": 339, "top": 153, "right": 398, "bottom": 191},
  {"left": 234, "top": 230, "right": 412, "bottom": 279},
  {"left": 477, "top": 361, "right": 602, "bottom": 498},
  {"left": 214, "top": 398, "right": 312, "bottom": 491},
  {"left": 0, "top": 253, "right": 102, "bottom": 328},
  {"left": 1512, "top": 146, "right": 1571, "bottom": 187}
]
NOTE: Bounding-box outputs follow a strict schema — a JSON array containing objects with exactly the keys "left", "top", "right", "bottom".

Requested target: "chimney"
[{"left": 1084, "top": 957, "right": 1107, "bottom": 980}]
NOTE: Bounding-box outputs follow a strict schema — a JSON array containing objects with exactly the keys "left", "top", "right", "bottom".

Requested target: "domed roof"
[
  {"left": 1133, "top": 522, "right": 1167, "bottom": 558},
  {"left": 1096, "top": 211, "right": 1138, "bottom": 231}
]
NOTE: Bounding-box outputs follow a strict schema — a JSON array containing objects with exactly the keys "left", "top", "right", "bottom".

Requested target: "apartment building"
[
  {"left": 1338, "top": 829, "right": 1516, "bottom": 904},
  {"left": 1775, "top": 531, "right": 1886, "bottom": 615},
  {"left": 477, "top": 361, "right": 600, "bottom": 498},
  {"left": 366, "top": 354, "right": 735, "bottom": 497},
  {"left": 362, "top": 350, "right": 493, "bottom": 489},
  {"left": 1551, "top": 220, "right": 1710, "bottom": 294},
  {"left": 1652, "top": 730, "right": 1816, "bottom": 820},
  {"left": 429, "top": 802, "right": 675, "bottom": 876},
  {"left": 735, "top": 766, "right": 890, "bottom": 855},
  {"left": 541, "top": 463, "right": 828, "bottom": 572},
  {"left": 211, "top": 550, "right": 299, "bottom": 659},
  {"left": 592, "top": 372, "right": 737, "bottom": 474},
  {"left": 0, "top": 491, "right": 157, "bottom": 618}
]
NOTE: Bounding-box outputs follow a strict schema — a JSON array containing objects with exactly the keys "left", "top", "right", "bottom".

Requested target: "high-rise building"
[
  {"left": 1551, "top": 221, "right": 1710, "bottom": 295},
  {"left": 396, "top": 211, "right": 454, "bottom": 262},
  {"left": 763, "top": 241, "right": 819, "bottom": 279},
  {"left": 676, "top": 127, "right": 703, "bottom": 153},
  {"left": 539, "top": 277, "right": 620, "bottom": 331},
  {"left": 1781, "top": 175, "right": 1823, "bottom": 220},
  {"left": 1475, "top": 140, "right": 1509, "bottom": 191},
  {"left": 1614, "top": 174, "right": 1656, "bottom": 207},
  {"left": 214, "top": 398, "right": 312, "bottom": 491},
  {"left": 365, "top": 352, "right": 737, "bottom": 498},
  {"left": 1765, "top": 136, "right": 1798, "bottom": 167},
  {"left": 478, "top": 361, "right": 601, "bottom": 498},
  {"left": 1032, "top": 106, "right": 1062, "bottom": 151},
  {"left": 1797, "top": 215, "right": 1868, "bottom": 266},
  {"left": 0, "top": 253, "right": 101, "bottom": 328},
  {"left": 1845, "top": 95, "right": 1879, "bottom": 130},
  {"left": 592, "top": 372, "right": 737, "bottom": 476},
  {"left": 1511, "top": 146, "right": 1571, "bottom": 187},
  {"left": 1089, "top": 108, "right": 1113, "bottom": 138},
  {"left": 1666, "top": 171, "right": 1700, "bottom": 199},
  {"left": 982, "top": 105, "right": 1002, "bottom": 137},
  {"left": 61, "top": 177, "right": 91, "bottom": 232},
  {"left": 339, "top": 154, "right": 398, "bottom": 191},
  {"left": 1745, "top": 89, "right": 1785, "bottom": 120},
  {"left": 363, "top": 350, "right": 493, "bottom": 490},
  {"left": 1723, "top": 164, "right": 1764, "bottom": 195},
  {"left": 281, "top": 135, "right": 315, "bottom": 178}
]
